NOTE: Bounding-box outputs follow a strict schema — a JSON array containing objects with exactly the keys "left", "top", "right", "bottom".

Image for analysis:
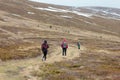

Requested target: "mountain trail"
[{"left": 0, "top": 45, "right": 86, "bottom": 80}]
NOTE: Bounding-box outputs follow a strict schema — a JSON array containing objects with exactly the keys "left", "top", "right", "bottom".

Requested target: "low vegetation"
[
  {"left": 0, "top": 0, "right": 120, "bottom": 80},
  {"left": 0, "top": 43, "right": 41, "bottom": 61},
  {"left": 31, "top": 47, "right": 120, "bottom": 80}
]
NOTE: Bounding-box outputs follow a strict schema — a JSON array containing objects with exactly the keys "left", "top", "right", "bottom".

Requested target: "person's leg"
[
  {"left": 42, "top": 53, "right": 45, "bottom": 61},
  {"left": 64, "top": 48, "right": 67, "bottom": 56},
  {"left": 42, "top": 50, "right": 45, "bottom": 61},
  {"left": 42, "top": 49, "right": 47, "bottom": 61},
  {"left": 62, "top": 48, "right": 64, "bottom": 56},
  {"left": 63, "top": 48, "right": 66, "bottom": 56},
  {"left": 42, "top": 52, "right": 47, "bottom": 61},
  {"left": 78, "top": 45, "right": 80, "bottom": 49},
  {"left": 44, "top": 51, "right": 47, "bottom": 60}
]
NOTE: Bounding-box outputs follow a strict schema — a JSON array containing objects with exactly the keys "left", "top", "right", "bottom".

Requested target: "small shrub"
[{"left": 50, "top": 26, "right": 52, "bottom": 28}]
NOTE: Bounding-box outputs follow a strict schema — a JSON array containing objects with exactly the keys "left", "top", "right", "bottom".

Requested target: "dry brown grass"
[
  {"left": 0, "top": 0, "right": 120, "bottom": 61},
  {"left": 31, "top": 47, "right": 120, "bottom": 80},
  {"left": 0, "top": 42, "right": 41, "bottom": 61},
  {"left": 0, "top": 0, "right": 120, "bottom": 80},
  {"left": 31, "top": 63, "right": 77, "bottom": 80}
]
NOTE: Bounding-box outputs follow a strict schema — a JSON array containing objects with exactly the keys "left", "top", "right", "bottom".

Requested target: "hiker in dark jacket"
[
  {"left": 61, "top": 39, "right": 68, "bottom": 56},
  {"left": 41, "top": 40, "right": 49, "bottom": 61}
]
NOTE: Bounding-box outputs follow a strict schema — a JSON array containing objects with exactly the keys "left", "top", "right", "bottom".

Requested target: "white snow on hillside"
[
  {"left": 29, "top": 0, "right": 120, "bottom": 19},
  {"left": 12, "top": 14, "right": 21, "bottom": 17},
  {"left": 111, "top": 13, "right": 120, "bottom": 16},
  {"left": 85, "top": 7, "right": 120, "bottom": 20},
  {"left": 27, "top": 12, "right": 35, "bottom": 14},
  {"left": 100, "top": 10, "right": 120, "bottom": 17},
  {"left": 35, "top": 7, "right": 70, "bottom": 13},
  {"left": 72, "top": 11, "right": 92, "bottom": 17},
  {"left": 95, "top": 15, "right": 120, "bottom": 20},
  {"left": 60, "top": 15, "right": 72, "bottom": 18},
  {"left": 35, "top": 6, "right": 93, "bottom": 17}
]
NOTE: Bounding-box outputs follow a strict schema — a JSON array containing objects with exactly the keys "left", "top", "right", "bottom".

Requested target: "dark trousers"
[
  {"left": 62, "top": 48, "right": 67, "bottom": 56},
  {"left": 42, "top": 50, "right": 47, "bottom": 60}
]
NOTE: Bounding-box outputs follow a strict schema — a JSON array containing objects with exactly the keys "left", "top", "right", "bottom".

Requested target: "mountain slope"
[
  {"left": 0, "top": 0, "right": 120, "bottom": 60},
  {"left": 0, "top": 0, "right": 120, "bottom": 80}
]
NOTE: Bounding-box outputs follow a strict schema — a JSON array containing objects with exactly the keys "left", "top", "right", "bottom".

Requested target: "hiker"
[
  {"left": 41, "top": 40, "right": 49, "bottom": 61},
  {"left": 61, "top": 39, "right": 68, "bottom": 56},
  {"left": 77, "top": 42, "right": 80, "bottom": 49}
]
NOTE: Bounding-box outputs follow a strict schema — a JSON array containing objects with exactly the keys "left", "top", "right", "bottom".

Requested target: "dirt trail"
[
  {"left": 46, "top": 45, "right": 86, "bottom": 63},
  {"left": 0, "top": 45, "right": 86, "bottom": 80}
]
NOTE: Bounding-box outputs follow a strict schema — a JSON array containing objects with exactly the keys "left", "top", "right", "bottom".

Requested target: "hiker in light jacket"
[{"left": 61, "top": 39, "right": 68, "bottom": 56}]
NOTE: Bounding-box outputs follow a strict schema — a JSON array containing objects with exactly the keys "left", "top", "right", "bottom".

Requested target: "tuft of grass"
[{"left": 49, "top": 25, "right": 52, "bottom": 28}]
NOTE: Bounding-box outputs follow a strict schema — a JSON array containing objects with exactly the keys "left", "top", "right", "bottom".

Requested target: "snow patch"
[
  {"left": 86, "top": 7, "right": 120, "bottom": 20},
  {"left": 35, "top": 6, "right": 93, "bottom": 17},
  {"left": 85, "top": 7, "right": 100, "bottom": 12},
  {"left": 60, "top": 15, "right": 72, "bottom": 18},
  {"left": 110, "top": 13, "right": 120, "bottom": 16},
  {"left": 12, "top": 14, "right": 21, "bottom": 17},
  {"left": 84, "top": 21, "right": 97, "bottom": 25},
  {"left": 95, "top": 15, "right": 120, "bottom": 20},
  {"left": 35, "top": 7, "right": 70, "bottom": 13},
  {"left": 72, "top": 11, "right": 92, "bottom": 17},
  {"left": 27, "top": 12, "right": 35, "bottom": 14}
]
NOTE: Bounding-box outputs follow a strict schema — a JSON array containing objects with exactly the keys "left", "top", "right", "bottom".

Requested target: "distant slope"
[{"left": 0, "top": 0, "right": 120, "bottom": 36}]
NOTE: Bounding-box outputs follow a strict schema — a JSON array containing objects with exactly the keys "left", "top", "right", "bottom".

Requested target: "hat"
[{"left": 63, "top": 38, "right": 66, "bottom": 42}]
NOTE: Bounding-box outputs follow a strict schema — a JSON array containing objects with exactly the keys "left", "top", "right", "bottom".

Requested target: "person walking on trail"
[
  {"left": 61, "top": 39, "right": 68, "bottom": 56},
  {"left": 41, "top": 40, "right": 49, "bottom": 61},
  {"left": 77, "top": 42, "right": 80, "bottom": 49}
]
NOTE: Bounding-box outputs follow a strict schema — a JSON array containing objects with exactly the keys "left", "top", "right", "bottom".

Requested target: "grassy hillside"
[{"left": 0, "top": 0, "right": 120, "bottom": 80}]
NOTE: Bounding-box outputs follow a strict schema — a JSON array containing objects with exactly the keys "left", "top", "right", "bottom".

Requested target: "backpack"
[
  {"left": 63, "top": 42, "right": 67, "bottom": 48},
  {"left": 42, "top": 43, "right": 48, "bottom": 50}
]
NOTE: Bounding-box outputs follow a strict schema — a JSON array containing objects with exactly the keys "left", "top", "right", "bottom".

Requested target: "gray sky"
[{"left": 30, "top": 0, "right": 120, "bottom": 8}]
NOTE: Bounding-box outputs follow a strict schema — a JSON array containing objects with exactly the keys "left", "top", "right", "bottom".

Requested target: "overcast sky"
[{"left": 30, "top": 0, "right": 120, "bottom": 8}]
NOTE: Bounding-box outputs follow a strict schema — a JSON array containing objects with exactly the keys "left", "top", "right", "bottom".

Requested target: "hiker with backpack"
[
  {"left": 61, "top": 39, "right": 68, "bottom": 56},
  {"left": 41, "top": 40, "right": 49, "bottom": 61},
  {"left": 77, "top": 42, "right": 80, "bottom": 49}
]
